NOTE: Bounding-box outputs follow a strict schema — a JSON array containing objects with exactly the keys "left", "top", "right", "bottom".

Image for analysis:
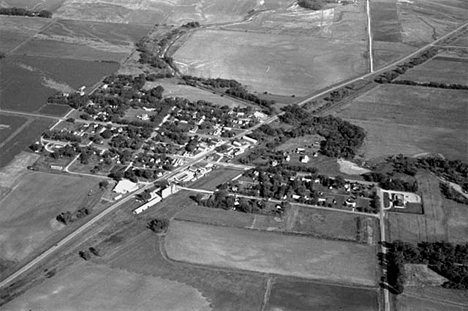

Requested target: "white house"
[{"left": 300, "top": 155, "right": 310, "bottom": 163}]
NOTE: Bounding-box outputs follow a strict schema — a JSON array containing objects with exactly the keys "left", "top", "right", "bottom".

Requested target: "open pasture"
[
  {"left": 0, "top": 114, "right": 28, "bottom": 143},
  {"left": 370, "top": 0, "right": 402, "bottom": 42},
  {"left": 0, "top": 55, "right": 118, "bottom": 113},
  {"left": 0, "top": 16, "right": 50, "bottom": 53},
  {"left": 165, "top": 220, "right": 376, "bottom": 286},
  {"left": 105, "top": 230, "right": 266, "bottom": 311},
  {"left": 0, "top": 171, "right": 98, "bottom": 261},
  {"left": 337, "top": 84, "right": 468, "bottom": 160},
  {"left": 397, "top": 57, "right": 468, "bottom": 85},
  {"left": 14, "top": 19, "right": 151, "bottom": 61},
  {"left": 266, "top": 278, "right": 379, "bottom": 311},
  {"left": 0, "top": 118, "right": 52, "bottom": 168},
  {"left": 145, "top": 81, "right": 247, "bottom": 108},
  {"left": 2, "top": 261, "right": 211, "bottom": 311},
  {"left": 173, "top": 29, "right": 368, "bottom": 96}
]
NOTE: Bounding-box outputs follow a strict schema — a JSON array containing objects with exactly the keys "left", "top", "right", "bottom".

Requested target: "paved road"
[{"left": 376, "top": 187, "right": 391, "bottom": 311}]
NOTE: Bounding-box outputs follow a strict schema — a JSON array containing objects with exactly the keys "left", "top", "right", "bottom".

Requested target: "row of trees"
[
  {"left": 363, "top": 172, "right": 418, "bottom": 192},
  {"left": 0, "top": 7, "right": 52, "bottom": 18},
  {"left": 56, "top": 207, "right": 92, "bottom": 225},
  {"left": 391, "top": 80, "right": 468, "bottom": 90},
  {"left": 297, "top": 0, "right": 324, "bottom": 10}
]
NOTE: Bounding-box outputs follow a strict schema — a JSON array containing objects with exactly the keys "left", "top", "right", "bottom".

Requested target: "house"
[
  {"left": 296, "top": 148, "right": 305, "bottom": 153},
  {"left": 300, "top": 155, "right": 310, "bottom": 163},
  {"left": 113, "top": 179, "right": 138, "bottom": 194}
]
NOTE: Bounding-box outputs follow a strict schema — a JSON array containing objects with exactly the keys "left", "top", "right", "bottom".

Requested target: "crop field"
[
  {"left": 173, "top": 29, "right": 368, "bottom": 97},
  {"left": 38, "top": 103, "right": 71, "bottom": 116},
  {"left": 387, "top": 173, "right": 451, "bottom": 243},
  {"left": 266, "top": 278, "right": 379, "bottom": 311},
  {"left": 371, "top": 0, "right": 402, "bottom": 42},
  {"left": 0, "top": 114, "right": 28, "bottom": 143},
  {"left": 337, "top": 84, "right": 468, "bottom": 160},
  {"left": 0, "top": 171, "right": 98, "bottom": 262},
  {"left": 105, "top": 231, "right": 266, "bottom": 311},
  {"left": 397, "top": 57, "right": 468, "bottom": 85},
  {"left": 145, "top": 81, "right": 248, "bottom": 108},
  {"left": 445, "top": 198, "right": 468, "bottom": 244},
  {"left": 1, "top": 0, "right": 66, "bottom": 12},
  {"left": 0, "top": 55, "right": 118, "bottom": 113},
  {"left": 14, "top": 19, "right": 151, "bottom": 62},
  {"left": 165, "top": 220, "right": 376, "bottom": 286},
  {"left": 0, "top": 16, "right": 50, "bottom": 53},
  {"left": 0, "top": 118, "right": 52, "bottom": 168},
  {"left": 451, "top": 34, "right": 468, "bottom": 47},
  {"left": 189, "top": 167, "right": 243, "bottom": 191},
  {"left": 2, "top": 261, "right": 212, "bottom": 311},
  {"left": 401, "top": 286, "right": 468, "bottom": 309},
  {"left": 396, "top": 295, "right": 466, "bottom": 311},
  {"left": 289, "top": 206, "right": 376, "bottom": 243}
]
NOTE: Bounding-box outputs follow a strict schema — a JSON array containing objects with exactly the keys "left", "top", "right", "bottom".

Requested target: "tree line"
[{"left": 0, "top": 7, "right": 52, "bottom": 18}]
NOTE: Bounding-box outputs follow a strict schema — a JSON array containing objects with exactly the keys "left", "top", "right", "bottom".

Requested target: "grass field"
[
  {"left": 175, "top": 205, "right": 255, "bottom": 229},
  {"left": 106, "top": 231, "right": 266, "bottom": 311},
  {"left": 0, "top": 55, "right": 118, "bottom": 113},
  {"left": 190, "top": 167, "right": 243, "bottom": 191},
  {"left": 173, "top": 29, "right": 368, "bottom": 96},
  {"left": 0, "top": 118, "right": 52, "bottom": 168},
  {"left": 0, "top": 16, "right": 50, "bottom": 53},
  {"left": 2, "top": 261, "right": 211, "bottom": 311},
  {"left": 337, "top": 84, "right": 468, "bottom": 160},
  {"left": 145, "top": 80, "right": 248, "bottom": 108},
  {"left": 14, "top": 19, "right": 151, "bottom": 62},
  {"left": 266, "top": 278, "right": 379, "bottom": 311},
  {"left": 165, "top": 220, "right": 376, "bottom": 286},
  {"left": 0, "top": 114, "right": 28, "bottom": 143},
  {"left": 396, "top": 295, "right": 466, "bottom": 311},
  {"left": 0, "top": 171, "right": 99, "bottom": 261},
  {"left": 371, "top": 0, "right": 402, "bottom": 42},
  {"left": 388, "top": 173, "right": 447, "bottom": 243},
  {"left": 397, "top": 57, "right": 468, "bottom": 85}
]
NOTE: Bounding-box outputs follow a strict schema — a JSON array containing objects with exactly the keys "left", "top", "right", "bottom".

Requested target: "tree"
[
  {"left": 79, "top": 250, "right": 92, "bottom": 261},
  {"left": 147, "top": 218, "right": 170, "bottom": 233},
  {"left": 89, "top": 247, "right": 102, "bottom": 257},
  {"left": 99, "top": 180, "right": 109, "bottom": 189}
]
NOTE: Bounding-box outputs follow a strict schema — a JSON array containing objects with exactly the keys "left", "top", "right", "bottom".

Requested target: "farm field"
[
  {"left": 0, "top": 170, "right": 99, "bottom": 262},
  {"left": 105, "top": 230, "right": 266, "bottom": 311},
  {"left": 396, "top": 57, "right": 468, "bottom": 85},
  {"left": 189, "top": 167, "right": 243, "bottom": 191},
  {"left": 0, "top": 55, "right": 118, "bottom": 113},
  {"left": 401, "top": 286, "right": 468, "bottom": 309},
  {"left": 386, "top": 173, "right": 463, "bottom": 243},
  {"left": 145, "top": 81, "right": 248, "bottom": 108},
  {"left": 0, "top": 0, "right": 66, "bottom": 13},
  {"left": 0, "top": 114, "right": 28, "bottom": 143},
  {"left": 175, "top": 205, "right": 255, "bottom": 229},
  {"left": 337, "top": 84, "right": 468, "bottom": 160},
  {"left": 396, "top": 295, "right": 466, "bottom": 311},
  {"left": 165, "top": 220, "right": 376, "bottom": 286},
  {"left": 2, "top": 261, "right": 211, "bottom": 311},
  {"left": 0, "top": 117, "right": 52, "bottom": 168},
  {"left": 173, "top": 29, "right": 368, "bottom": 97},
  {"left": 0, "top": 16, "right": 50, "bottom": 53},
  {"left": 14, "top": 19, "right": 151, "bottom": 62},
  {"left": 266, "top": 278, "right": 379, "bottom": 311},
  {"left": 370, "top": 0, "right": 401, "bottom": 42}
]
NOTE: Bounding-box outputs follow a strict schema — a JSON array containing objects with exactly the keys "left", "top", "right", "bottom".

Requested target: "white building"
[
  {"left": 243, "top": 136, "right": 257, "bottom": 145},
  {"left": 133, "top": 195, "right": 162, "bottom": 214},
  {"left": 300, "top": 155, "right": 310, "bottom": 163}
]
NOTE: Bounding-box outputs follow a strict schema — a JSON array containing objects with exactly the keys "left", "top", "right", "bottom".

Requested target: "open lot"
[
  {"left": 190, "top": 167, "right": 243, "bottom": 191},
  {"left": 0, "top": 55, "right": 118, "bottom": 113},
  {"left": 106, "top": 230, "right": 266, "bottom": 311},
  {"left": 397, "top": 57, "right": 468, "bottom": 85},
  {"left": 173, "top": 29, "right": 368, "bottom": 97},
  {"left": 165, "top": 220, "right": 376, "bottom": 286},
  {"left": 145, "top": 80, "right": 248, "bottom": 108},
  {"left": 387, "top": 173, "right": 455, "bottom": 243},
  {"left": 175, "top": 205, "right": 255, "bottom": 229},
  {"left": 2, "top": 261, "right": 211, "bottom": 311},
  {"left": 0, "top": 117, "right": 52, "bottom": 168},
  {"left": 0, "top": 16, "right": 50, "bottom": 53},
  {"left": 266, "top": 278, "right": 379, "bottom": 311},
  {"left": 337, "top": 84, "right": 468, "bottom": 160},
  {"left": 0, "top": 170, "right": 99, "bottom": 262}
]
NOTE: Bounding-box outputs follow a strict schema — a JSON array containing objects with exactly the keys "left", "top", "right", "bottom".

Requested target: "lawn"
[
  {"left": 173, "top": 29, "right": 368, "bottom": 97},
  {"left": 105, "top": 230, "right": 266, "bottom": 311},
  {"left": 0, "top": 171, "right": 99, "bottom": 262},
  {"left": 2, "top": 261, "right": 211, "bottom": 311},
  {"left": 266, "top": 278, "right": 379, "bottom": 311},
  {"left": 145, "top": 81, "right": 248, "bottom": 108},
  {"left": 0, "top": 118, "right": 52, "bottom": 168},
  {"left": 0, "top": 55, "right": 118, "bottom": 113},
  {"left": 165, "top": 220, "right": 377, "bottom": 286},
  {"left": 338, "top": 84, "right": 468, "bottom": 160},
  {"left": 396, "top": 57, "right": 468, "bottom": 85}
]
